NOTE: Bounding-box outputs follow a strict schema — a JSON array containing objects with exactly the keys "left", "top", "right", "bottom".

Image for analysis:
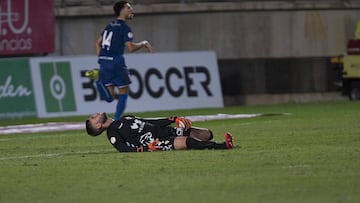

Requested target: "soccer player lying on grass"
[{"left": 85, "top": 113, "right": 233, "bottom": 152}]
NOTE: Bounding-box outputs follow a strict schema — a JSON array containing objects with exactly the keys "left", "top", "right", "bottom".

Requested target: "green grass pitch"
[{"left": 0, "top": 101, "right": 359, "bottom": 203}]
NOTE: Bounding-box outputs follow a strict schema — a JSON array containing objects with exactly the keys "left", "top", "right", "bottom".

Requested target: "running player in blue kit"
[{"left": 86, "top": 1, "right": 152, "bottom": 120}]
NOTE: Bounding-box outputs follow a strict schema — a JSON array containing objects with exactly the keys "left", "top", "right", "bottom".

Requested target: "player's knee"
[
  {"left": 208, "top": 129, "right": 214, "bottom": 140},
  {"left": 118, "top": 87, "right": 129, "bottom": 94}
]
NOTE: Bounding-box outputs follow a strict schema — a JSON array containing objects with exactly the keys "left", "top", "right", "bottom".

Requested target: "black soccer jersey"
[{"left": 106, "top": 115, "right": 176, "bottom": 152}]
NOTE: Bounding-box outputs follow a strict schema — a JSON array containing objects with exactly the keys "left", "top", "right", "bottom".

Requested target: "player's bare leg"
[
  {"left": 106, "top": 85, "right": 117, "bottom": 100},
  {"left": 173, "top": 136, "right": 188, "bottom": 149},
  {"left": 117, "top": 86, "right": 128, "bottom": 95},
  {"left": 189, "top": 127, "right": 213, "bottom": 141}
]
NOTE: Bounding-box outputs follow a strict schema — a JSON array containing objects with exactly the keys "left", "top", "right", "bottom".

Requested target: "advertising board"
[
  {"left": 0, "top": 0, "right": 55, "bottom": 55},
  {"left": 30, "top": 51, "right": 223, "bottom": 117},
  {"left": 0, "top": 58, "right": 36, "bottom": 119}
]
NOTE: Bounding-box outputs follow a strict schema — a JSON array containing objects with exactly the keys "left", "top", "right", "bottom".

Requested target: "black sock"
[{"left": 186, "top": 137, "right": 227, "bottom": 150}]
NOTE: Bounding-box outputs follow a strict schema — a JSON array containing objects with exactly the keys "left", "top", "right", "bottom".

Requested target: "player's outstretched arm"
[
  {"left": 125, "top": 41, "right": 152, "bottom": 53},
  {"left": 143, "top": 116, "right": 192, "bottom": 129}
]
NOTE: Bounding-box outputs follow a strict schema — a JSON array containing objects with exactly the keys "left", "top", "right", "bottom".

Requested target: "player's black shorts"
[
  {"left": 155, "top": 127, "right": 191, "bottom": 151},
  {"left": 163, "top": 126, "right": 191, "bottom": 137}
]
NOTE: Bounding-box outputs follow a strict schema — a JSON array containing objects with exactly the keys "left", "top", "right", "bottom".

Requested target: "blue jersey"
[{"left": 98, "top": 19, "right": 133, "bottom": 66}]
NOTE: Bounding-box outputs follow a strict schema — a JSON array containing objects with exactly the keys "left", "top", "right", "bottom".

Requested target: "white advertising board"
[{"left": 30, "top": 51, "right": 223, "bottom": 118}]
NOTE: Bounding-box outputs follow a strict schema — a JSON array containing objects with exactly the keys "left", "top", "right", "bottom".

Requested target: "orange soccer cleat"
[{"left": 224, "top": 132, "right": 233, "bottom": 149}]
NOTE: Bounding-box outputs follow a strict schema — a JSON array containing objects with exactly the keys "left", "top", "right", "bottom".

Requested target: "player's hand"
[
  {"left": 141, "top": 40, "right": 153, "bottom": 53},
  {"left": 175, "top": 117, "right": 192, "bottom": 129},
  {"left": 147, "top": 139, "right": 161, "bottom": 152}
]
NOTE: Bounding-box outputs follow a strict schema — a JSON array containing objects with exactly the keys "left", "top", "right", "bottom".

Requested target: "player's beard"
[{"left": 99, "top": 112, "right": 108, "bottom": 124}]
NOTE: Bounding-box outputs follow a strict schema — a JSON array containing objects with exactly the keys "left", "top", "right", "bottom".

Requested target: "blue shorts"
[{"left": 99, "top": 62, "right": 131, "bottom": 88}]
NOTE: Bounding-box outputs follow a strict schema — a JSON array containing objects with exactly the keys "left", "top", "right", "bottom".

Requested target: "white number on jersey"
[
  {"left": 101, "top": 30, "right": 113, "bottom": 50},
  {"left": 130, "top": 119, "right": 143, "bottom": 130}
]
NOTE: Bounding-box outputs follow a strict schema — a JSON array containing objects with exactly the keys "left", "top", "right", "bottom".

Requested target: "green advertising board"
[
  {"left": 39, "top": 62, "right": 76, "bottom": 113},
  {"left": 0, "top": 58, "right": 36, "bottom": 119}
]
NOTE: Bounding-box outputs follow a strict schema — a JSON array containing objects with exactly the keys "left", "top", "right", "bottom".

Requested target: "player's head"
[
  {"left": 114, "top": 1, "right": 134, "bottom": 20},
  {"left": 85, "top": 112, "right": 108, "bottom": 136}
]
